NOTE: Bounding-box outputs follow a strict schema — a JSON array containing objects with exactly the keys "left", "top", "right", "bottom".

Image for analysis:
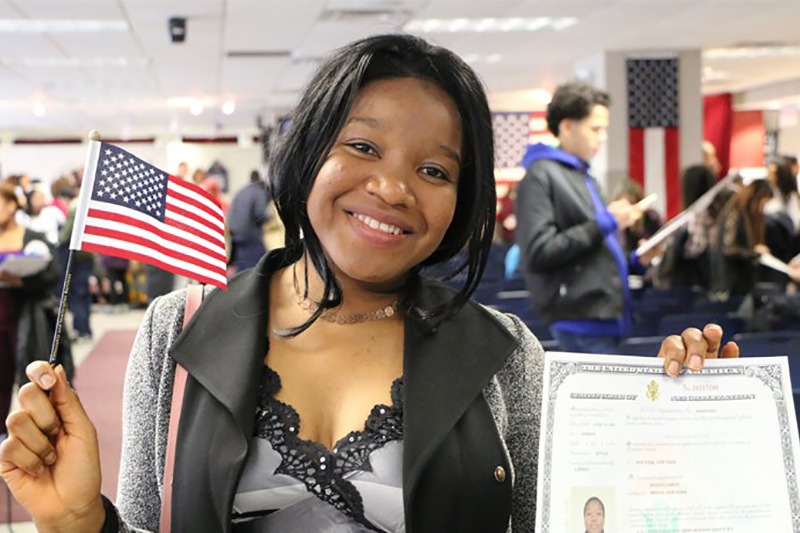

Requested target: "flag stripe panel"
[
  {"left": 82, "top": 226, "right": 224, "bottom": 276},
  {"left": 166, "top": 192, "right": 225, "bottom": 230},
  {"left": 165, "top": 205, "right": 225, "bottom": 238},
  {"left": 644, "top": 128, "right": 667, "bottom": 218},
  {"left": 629, "top": 129, "right": 645, "bottom": 187},
  {"left": 168, "top": 176, "right": 223, "bottom": 212},
  {"left": 84, "top": 212, "right": 227, "bottom": 265},
  {"left": 665, "top": 128, "right": 681, "bottom": 219},
  {"left": 166, "top": 185, "right": 224, "bottom": 225},
  {"left": 81, "top": 234, "right": 226, "bottom": 285},
  {"left": 87, "top": 202, "right": 225, "bottom": 255},
  {"left": 81, "top": 242, "right": 225, "bottom": 288}
]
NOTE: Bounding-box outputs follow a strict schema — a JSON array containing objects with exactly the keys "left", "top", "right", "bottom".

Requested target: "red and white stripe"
[
  {"left": 78, "top": 175, "right": 227, "bottom": 288},
  {"left": 629, "top": 128, "right": 681, "bottom": 220}
]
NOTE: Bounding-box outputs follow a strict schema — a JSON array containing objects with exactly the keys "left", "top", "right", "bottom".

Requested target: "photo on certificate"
[
  {"left": 569, "top": 487, "right": 616, "bottom": 533},
  {"left": 534, "top": 352, "right": 800, "bottom": 533}
]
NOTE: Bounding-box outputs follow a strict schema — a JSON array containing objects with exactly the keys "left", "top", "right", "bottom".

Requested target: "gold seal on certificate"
[{"left": 534, "top": 352, "right": 800, "bottom": 533}]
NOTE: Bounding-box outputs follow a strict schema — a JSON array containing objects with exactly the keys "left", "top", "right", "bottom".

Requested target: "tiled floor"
[{"left": 1, "top": 305, "right": 147, "bottom": 532}]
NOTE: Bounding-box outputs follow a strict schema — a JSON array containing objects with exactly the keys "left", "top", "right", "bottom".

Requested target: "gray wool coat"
[{"left": 102, "top": 250, "right": 545, "bottom": 533}]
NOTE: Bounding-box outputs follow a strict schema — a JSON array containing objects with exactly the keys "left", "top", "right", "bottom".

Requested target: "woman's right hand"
[{"left": 0, "top": 362, "right": 106, "bottom": 532}]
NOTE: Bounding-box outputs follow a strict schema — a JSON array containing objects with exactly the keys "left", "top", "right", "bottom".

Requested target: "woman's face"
[
  {"left": 306, "top": 76, "right": 462, "bottom": 288},
  {"left": 584, "top": 500, "right": 605, "bottom": 533},
  {"left": 0, "top": 196, "right": 17, "bottom": 226}
]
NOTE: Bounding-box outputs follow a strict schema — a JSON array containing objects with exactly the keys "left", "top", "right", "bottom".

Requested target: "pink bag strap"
[{"left": 160, "top": 284, "right": 204, "bottom": 532}]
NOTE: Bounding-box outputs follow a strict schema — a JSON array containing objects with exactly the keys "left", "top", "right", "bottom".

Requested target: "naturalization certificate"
[{"left": 534, "top": 352, "right": 800, "bottom": 533}]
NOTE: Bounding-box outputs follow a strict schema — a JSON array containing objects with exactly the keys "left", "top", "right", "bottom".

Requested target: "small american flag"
[{"left": 69, "top": 142, "right": 227, "bottom": 289}]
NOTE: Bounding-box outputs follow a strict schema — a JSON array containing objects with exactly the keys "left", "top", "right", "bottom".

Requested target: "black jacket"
[
  {"left": 106, "top": 249, "right": 545, "bottom": 532},
  {"left": 515, "top": 157, "right": 624, "bottom": 324}
]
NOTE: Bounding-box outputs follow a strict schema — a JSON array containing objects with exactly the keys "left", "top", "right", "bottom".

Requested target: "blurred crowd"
[{"left": 0, "top": 162, "right": 275, "bottom": 436}]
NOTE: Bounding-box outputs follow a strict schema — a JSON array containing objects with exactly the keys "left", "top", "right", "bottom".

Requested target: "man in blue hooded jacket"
[{"left": 516, "top": 81, "right": 654, "bottom": 354}]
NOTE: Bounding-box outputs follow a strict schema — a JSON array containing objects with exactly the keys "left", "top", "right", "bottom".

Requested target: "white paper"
[
  {"left": 635, "top": 173, "right": 738, "bottom": 257},
  {"left": 0, "top": 255, "right": 50, "bottom": 277},
  {"left": 535, "top": 352, "right": 800, "bottom": 533},
  {"left": 760, "top": 253, "right": 791, "bottom": 275}
]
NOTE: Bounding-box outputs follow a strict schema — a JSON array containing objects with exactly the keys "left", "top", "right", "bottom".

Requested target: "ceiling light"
[
  {"left": 222, "top": 101, "right": 236, "bottom": 115},
  {"left": 189, "top": 101, "right": 203, "bottom": 116},
  {"left": 7, "top": 57, "right": 151, "bottom": 68},
  {"left": 460, "top": 54, "right": 503, "bottom": 65},
  {"left": 32, "top": 102, "right": 46, "bottom": 117},
  {"left": 0, "top": 19, "right": 129, "bottom": 33},
  {"left": 704, "top": 46, "right": 800, "bottom": 60},
  {"left": 404, "top": 17, "right": 578, "bottom": 34}
]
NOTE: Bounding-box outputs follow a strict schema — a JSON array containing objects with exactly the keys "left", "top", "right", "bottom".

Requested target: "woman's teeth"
[{"left": 352, "top": 213, "right": 404, "bottom": 235}]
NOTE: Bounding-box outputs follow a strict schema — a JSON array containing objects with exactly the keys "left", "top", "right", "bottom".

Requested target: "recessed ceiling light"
[
  {"left": 404, "top": 17, "right": 577, "bottom": 34},
  {"left": 189, "top": 101, "right": 203, "bottom": 116},
  {"left": 0, "top": 19, "right": 129, "bottom": 33},
  {"left": 222, "top": 101, "right": 236, "bottom": 115}
]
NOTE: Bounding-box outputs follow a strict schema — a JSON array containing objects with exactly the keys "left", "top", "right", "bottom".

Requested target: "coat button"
[{"left": 494, "top": 466, "right": 506, "bottom": 483}]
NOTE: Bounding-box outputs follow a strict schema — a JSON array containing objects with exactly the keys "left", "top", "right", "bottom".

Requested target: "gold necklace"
[{"left": 291, "top": 264, "right": 400, "bottom": 325}]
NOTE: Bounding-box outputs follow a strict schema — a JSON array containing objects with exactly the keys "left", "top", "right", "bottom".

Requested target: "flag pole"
[{"left": 49, "top": 130, "right": 101, "bottom": 366}]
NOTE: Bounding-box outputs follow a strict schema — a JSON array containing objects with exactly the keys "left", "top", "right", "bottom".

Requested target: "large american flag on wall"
[
  {"left": 628, "top": 58, "right": 681, "bottom": 219},
  {"left": 69, "top": 142, "right": 228, "bottom": 288},
  {"left": 493, "top": 111, "right": 553, "bottom": 169}
]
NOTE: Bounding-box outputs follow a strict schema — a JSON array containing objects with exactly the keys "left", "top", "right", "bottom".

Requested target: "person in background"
[
  {"left": 201, "top": 176, "right": 228, "bottom": 214},
  {"left": 24, "top": 184, "right": 65, "bottom": 245},
  {"left": 516, "top": 81, "right": 656, "bottom": 354},
  {"left": 100, "top": 254, "right": 130, "bottom": 308},
  {"left": 702, "top": 140, "right": 722, "bottom": 178},
  {"left": 657, "top": 165, "right": 719, "bottom": 291},
  {"left": 710, "top": 179, "right": 774, "bottom": 298},
  {"left": 50, "top": 177, "right": 75, "bottom": 218},
  {"left": 495, "top": 181, "right": 517, "bottom": 244},
  {"left": 0, "top": 184, "right": 61, "bottom": 437},
  {"left": 612, "top": 179, "right": 663, "bottom": 256},
  {"left": 228, "top": 169, "right": 270, "bottom": 272},
  {"left": 59, "top": 203, "right": 94, "bottom": 342},
  {"left": 192, "top": 168, "right": 206, "bottom": 186},
  {"left": 176, "top": 161, "right": 189, "bottom": 181}
]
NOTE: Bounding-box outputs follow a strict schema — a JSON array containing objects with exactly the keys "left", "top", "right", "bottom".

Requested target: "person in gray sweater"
[{"left": 0, "top": 34, "right": 737, "bottom": 533}]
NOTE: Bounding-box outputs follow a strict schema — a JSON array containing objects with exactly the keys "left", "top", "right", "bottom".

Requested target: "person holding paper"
[
  {"left": 516, "top": 81, "right": 656, "bottom": 354},
  {"left": 710, "top": 180, "right": 774, "bottom": 297},
  {"left": 0, "top": 36, "right": 739, "bottom": 533},
  {"left": 0, "top": 183, "right": 61, "bottom": 439}
]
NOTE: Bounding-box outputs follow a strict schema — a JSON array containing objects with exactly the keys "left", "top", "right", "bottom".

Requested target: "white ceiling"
[{"left": 1, "top": 0, "right": 800, "bottom": 136}]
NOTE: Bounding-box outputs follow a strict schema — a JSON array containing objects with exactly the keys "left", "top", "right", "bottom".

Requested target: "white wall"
[{"left": 0, "top": 139, "right": 262, "bottom": 201}]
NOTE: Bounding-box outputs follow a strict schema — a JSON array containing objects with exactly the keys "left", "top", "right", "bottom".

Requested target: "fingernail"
[
  {"left": 689, "top": 355, "right": 702, "bottom": 370},
  {"left": 45, "top": 451, "right": 57, "bottom": 465},
  {"left": 668, "top": 360, "right": 680, "bottom": 376},
  {"left": 38, "top": 373, "right": 55, "bottom": 388}
]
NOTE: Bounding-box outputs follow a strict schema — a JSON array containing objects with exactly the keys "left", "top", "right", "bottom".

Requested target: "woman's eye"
[
  {"left": 349, "top": 142, "right": 376, "bottom": 155},
  {"left": 420, "top": 166, "right": 451, "bottom": 181}
]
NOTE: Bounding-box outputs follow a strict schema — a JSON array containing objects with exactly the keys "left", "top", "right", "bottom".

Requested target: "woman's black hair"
[
  {"left": 546, "top": 81, "right": 611, "bottom": 137},
  {"left": 774, "top": 163, "right": 798, "bottom": 203},
  {"left": 681, "top": 164, "right": 717, "bottom": 209},
  {"left": 584, "top": 496, "right": 605, "bottom": 515},
  {"left": 269, "top": 34, "right": 496, "bottom": 335}
]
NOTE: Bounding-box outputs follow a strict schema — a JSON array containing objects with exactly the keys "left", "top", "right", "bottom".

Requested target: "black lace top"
[{"left": 231, "top": 366, "right": 405, "bottom": 532}]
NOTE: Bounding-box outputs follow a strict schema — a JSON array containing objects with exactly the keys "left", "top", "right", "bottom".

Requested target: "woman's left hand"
[{"left": 658, "top": 324, "right": 739, "bottom": 377}]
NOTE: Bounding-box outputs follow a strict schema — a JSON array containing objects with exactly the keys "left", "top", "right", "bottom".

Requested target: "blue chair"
[
  {"left": 658, "top": 313, "right": 744, "bottom": 343},
  {"left": 618, "top": 336, "right": 664, "bottom": 356},
  {"left": 734, "top": 332, "right": 800, "bottom": 393}
]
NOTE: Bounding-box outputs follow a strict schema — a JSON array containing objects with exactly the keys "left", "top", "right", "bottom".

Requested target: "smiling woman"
[{"left": 0, "top": 33, "right": 738, "bottom": 533}]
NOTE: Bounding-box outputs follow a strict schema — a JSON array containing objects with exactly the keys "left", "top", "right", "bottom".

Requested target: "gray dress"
[{"left": 232, "top": 366, "right": 405, "bottom": 532}]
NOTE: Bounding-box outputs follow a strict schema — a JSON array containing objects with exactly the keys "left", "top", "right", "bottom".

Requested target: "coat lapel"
[
  {"left": 402, "top": 279, "right": 519, "bottom": 526},
  {"left": 168, "top": 249, "right": 291, "bottom": 529},
  {"left": 166, "top": 250, "right": 519, "bottom": 530}
]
